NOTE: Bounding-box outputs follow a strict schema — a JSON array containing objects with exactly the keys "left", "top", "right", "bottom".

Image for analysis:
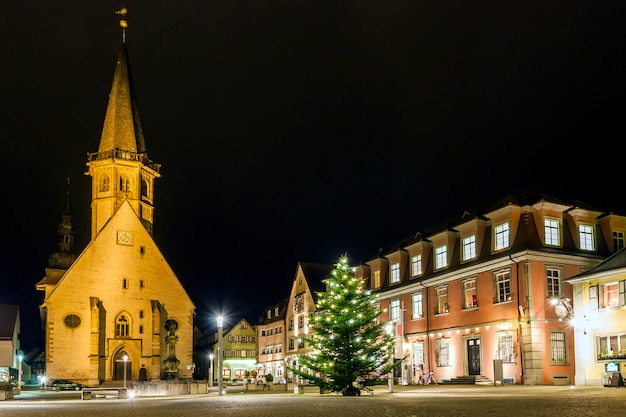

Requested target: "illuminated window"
[
  {"left": 267, "top": 310, "right": 271, "bottom": 319},
  {"left": 546, "top": 269, "right": 561, "bottom": 298},
  {"left": 613, "top": 231, "right": 625, "bottom": 252},
  {"left": 497, "top": 333, "right": 515, "bottom": 363},
  {"left": 436, "top": 286, "right": 448, "bottom": 314},
  {"left": 390, "top": 263, "right": 400, "bottom": 284},
  {"left": 462, "top": 235, "right": 476, "bottom": 261},
  {"left": 436, "top": 338, "right": 450, "bottom": 367},
  {"left": 463, "top": 279, "right": 477, "bottom": 309},
  {"left": 413, "top": 341, "right": 424, "bottom": 371},
  {"left": 372, "top": 270, "right": 381, "bottom": 288},
  {"left": 550, "top": 331, "right": 567, "bottom": 364},
  {"left": 411, "top": 292, "right": 423, "bottom": 319},
  {"left": 494, "top": 223, "right": 510, "bottom": 251},
  {"left": 544, "top": 219, "right": 560, "bottom": 246},
  {"left": 390, "top": 299, "right": 400, "bottom": 322},
  {"left": 435, "top": 245, "right": 447, "bottom": 269},
  {"left": 600, "top": 282, "right": 620, "bottom": 308},
  {"left": 115, "top": 314, "right": 130, "bottom": 337},
  {"left": 579, "top": 224, "right": 594, "bottom": 251},
  {"left": 596, "top": 334, "right": 626, "bottom": 360},
  {"left": 495, "top": 271, "right": 512, "bottom": 303},
  {"left": 411, "top": 254, "right": 422, "bottom": 276}
]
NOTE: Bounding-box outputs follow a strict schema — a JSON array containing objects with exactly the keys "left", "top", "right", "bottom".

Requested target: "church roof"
[{"left": 98, "top": 42, "right": 147, "bottom": 154}]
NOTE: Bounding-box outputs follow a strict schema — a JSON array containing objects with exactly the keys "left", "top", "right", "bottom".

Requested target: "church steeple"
[
  {"left": 48, "top": 177, "right": 76, "bottom": 269},
  {"left": 86, "top": 8, "right": 161, "bottom": 239}
]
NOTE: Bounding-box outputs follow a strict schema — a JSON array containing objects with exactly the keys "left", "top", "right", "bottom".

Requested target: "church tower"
[
  {"left": 86, "top": 10, "right": 160, "bottom": 239},
  {"left": 37, "top": 10, "right": 195, "bottom": 386}
]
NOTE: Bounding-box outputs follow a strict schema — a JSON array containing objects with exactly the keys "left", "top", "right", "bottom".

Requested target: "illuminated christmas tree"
[{"left": 289, "top": 255, "right": 398, "bottom": 395}]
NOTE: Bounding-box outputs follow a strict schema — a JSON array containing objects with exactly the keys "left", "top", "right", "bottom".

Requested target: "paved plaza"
[{"left": 2, "top": 384, "right": 625, "bottom": 417}]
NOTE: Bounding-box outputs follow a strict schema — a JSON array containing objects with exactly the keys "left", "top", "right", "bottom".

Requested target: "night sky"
[{"left": 2, "top": 1, "right": 625, "bottom": 346}]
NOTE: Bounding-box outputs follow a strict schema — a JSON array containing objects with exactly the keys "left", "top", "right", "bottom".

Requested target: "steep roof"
[
  {"left": 98, "top": 42, "right": 147, "bottom": 154},
  {"left": 566, "top": 247, "right": 626, "bottom": 282}
]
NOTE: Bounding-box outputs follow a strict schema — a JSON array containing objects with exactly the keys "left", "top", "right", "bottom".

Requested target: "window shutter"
[
  {"left": 589, "top": 285, "right": 598, "bottom": 311},
  {"left": 620, "top": 281, "right": 626, "bottom": 306}
]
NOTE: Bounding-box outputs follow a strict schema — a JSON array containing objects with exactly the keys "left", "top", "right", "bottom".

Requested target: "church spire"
[
  {"left": 98, "top": 8, "right": 147, "bottom": 154},
  {"left": 86, "top": 8, "right": 161, "bottom": 239},
  {"left": 48, "top": 177, "right": 76, "bottom": 269}
]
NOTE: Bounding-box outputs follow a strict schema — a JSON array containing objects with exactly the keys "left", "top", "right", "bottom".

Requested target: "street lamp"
[
  {"left": 123, "top": 354, "right": 128, "bottom": 388},
  {"left": 208, "top": 353, "right": 214, "bottom": 387},
  {"left": 17, "top": 354, "right": 23, "bottom": 392},
  {"left": 217, "top": 315, "right": 224, "bottom": 396},
  {"left": 385, "top": 323, "right": 394, "bottom": 393}
]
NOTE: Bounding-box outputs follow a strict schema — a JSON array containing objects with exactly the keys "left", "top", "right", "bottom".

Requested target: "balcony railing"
[{"left": 87, "top": 148, "right": 161, "bottom": 173}]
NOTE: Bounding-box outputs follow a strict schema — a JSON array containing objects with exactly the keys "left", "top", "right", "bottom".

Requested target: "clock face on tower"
[{"left": 117, "top": 230, "right": 133, "bottom": 245}]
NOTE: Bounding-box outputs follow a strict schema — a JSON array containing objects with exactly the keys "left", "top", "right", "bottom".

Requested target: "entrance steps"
[{"left": 440, "top": 375, "right": 493, "bottom": 385}]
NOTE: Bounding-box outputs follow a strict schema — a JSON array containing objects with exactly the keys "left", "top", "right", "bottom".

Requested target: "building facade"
[
  {"left": 566, "top": 246, "right": 626, "bottom": 386},
  {"left": 36, "top": 20, "right": 195, "bottom": 386},
  {"left": 284, "top": 262, "right": 331, "bottom": 383},
  {"left": 214, "top": 319, "right": 258, "bottom": 383},
  {"left": 354, "top": 191, "right": 625, "bottom": 385},
  {"left": 256, "top": 299, "right": 288, "bottom": 381},
  {"left": 0, "top": 305, "right": 21, "bottom": 384}
]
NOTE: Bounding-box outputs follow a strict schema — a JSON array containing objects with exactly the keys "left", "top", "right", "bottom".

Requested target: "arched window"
[
  {"left": 100, "top": 174, "right": 110, "bottom": 192},
  {"left": 141, "top": 178, "right": 149, "bottom": 200},
  {"left": 116, "top": 313, "right": 131, "bottom": 337},
  {"left": 119, "top": 176, "right": 131, "bottom": 192}
]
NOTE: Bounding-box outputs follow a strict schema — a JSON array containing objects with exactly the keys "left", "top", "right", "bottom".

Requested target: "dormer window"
[
  {"left": 435, "top": 245, "right": 447, "bottom": 269},
  {"left": 494, "top": 222, "right": 510, "bottom": 251},
  {"left": 411, "top": 254, "right": 422, "bottom": 276},
  {"left": 462, "top": 235, "right": 476, "bottom": 261},
  {"left": 390, "top": 263, "right": 400, "bottom": 284},
  {"left": 579, "top": 224, "right": 595, "bottom": 251},
  {"left": 372, "top": 270, "right": 381, "bottom": 288},
  {"left": 544, "top": 219, "right": 560, "bottom": 246},
  {"left": 613, "top": 231, "right": 625, "bottom": 252}
]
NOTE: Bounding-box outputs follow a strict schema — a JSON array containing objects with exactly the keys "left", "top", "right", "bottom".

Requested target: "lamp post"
[
  {"left": 385, "top": 323, "right": 394, "bottom": 393},
  {"left": 17, "top": 354, "right": 23, "bottom": 393},
  {"left": 217, "top": 315, "right": 224, "bottom": 396},
  {"left": 208, "top": 353, "right": 214, "bottom": 387},
  {"left": 123, "top": 355, "right": 128, "bottom": 388}
]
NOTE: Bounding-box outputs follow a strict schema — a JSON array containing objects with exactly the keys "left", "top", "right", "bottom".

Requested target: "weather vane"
[{"left": 115, "top": 7, "right": 128, "bottom": 43}]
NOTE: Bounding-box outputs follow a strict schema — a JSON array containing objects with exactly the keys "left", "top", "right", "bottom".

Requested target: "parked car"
[{"left": 49, "top": 380, "right": 85, "bottom": 391}]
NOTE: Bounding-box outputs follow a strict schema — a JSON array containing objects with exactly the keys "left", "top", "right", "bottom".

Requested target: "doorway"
[
  {"left": 114, "top": 350, "right": 131, "bottom": 381},
  {"left": 467, "top": 338, "right": 481, "bottom": 375}
]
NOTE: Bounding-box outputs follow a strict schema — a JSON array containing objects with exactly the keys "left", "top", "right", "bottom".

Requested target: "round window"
[{"left": 64, "top": 314, "right": 81, "bottom": 328}]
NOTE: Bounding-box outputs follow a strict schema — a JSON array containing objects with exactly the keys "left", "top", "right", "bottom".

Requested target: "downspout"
[
  {"left": 510, "top": 254, "right": 524, "bottom": 382},
  {"left": 421, "top": 281, "right": 431, "bottom": 372}
]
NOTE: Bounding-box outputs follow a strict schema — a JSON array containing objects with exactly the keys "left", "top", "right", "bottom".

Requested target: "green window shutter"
[{"left": 619, "top": 281, "right": 626, "bottom": 306}]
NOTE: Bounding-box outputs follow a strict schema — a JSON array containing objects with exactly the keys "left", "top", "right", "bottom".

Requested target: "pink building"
[{"left": 355, "top": 191, "right": 626, "bottom": 385}]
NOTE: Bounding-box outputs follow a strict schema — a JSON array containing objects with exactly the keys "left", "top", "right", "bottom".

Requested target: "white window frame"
[
  {"left": 390, "top": 262, "right": 400, "bottom": 284},
  {"left": 546, "top": 268, "right": 561, "bottom": 299},
  {"left": 462, "top": 234, "right": 476, "bottom": 261},
  {"left": 544, "top": 218, "right": 560, "bottom": 246},
  {"left": 613, "top": 231, "right": 625, "bottom": 252},
  {"left": 494, "top": 222, "right": 510, "bottom": 251},
  {"left": 436, "top": 338, "right": 450, "bottom": 367},
  {"left": 390, "top": 299, "right": 400, "bottom": 322},
  {"left": 550, "top": 331, "right": 567, "bottom": 365},
  {"left": 579, "top": 224, "right": 595, "bottom": 251},
  {"left": 411, "top": 254, "right": 422, "bottom": 277},
  {"left": 435, "top": 245, "right": 447, "bottom": 269},
  {"left": 463, "top": 278, "right": 477, "bottom": 309},
  {"left": 411, "top": 292, "right": 423, "bottom": 319},
  {"left": 436, "top": 286, "right": 448, "bottom": 314},
  {"left": 495, "top": 270, "right": 512, "bottom": 303},
  {"left": 497, "top": 332, "right": 515, "bottom": 363}
]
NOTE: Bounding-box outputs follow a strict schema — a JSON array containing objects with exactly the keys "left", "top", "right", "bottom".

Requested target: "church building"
[{"left": 36, "top": 13, "right": 195, "bottom": 386}]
